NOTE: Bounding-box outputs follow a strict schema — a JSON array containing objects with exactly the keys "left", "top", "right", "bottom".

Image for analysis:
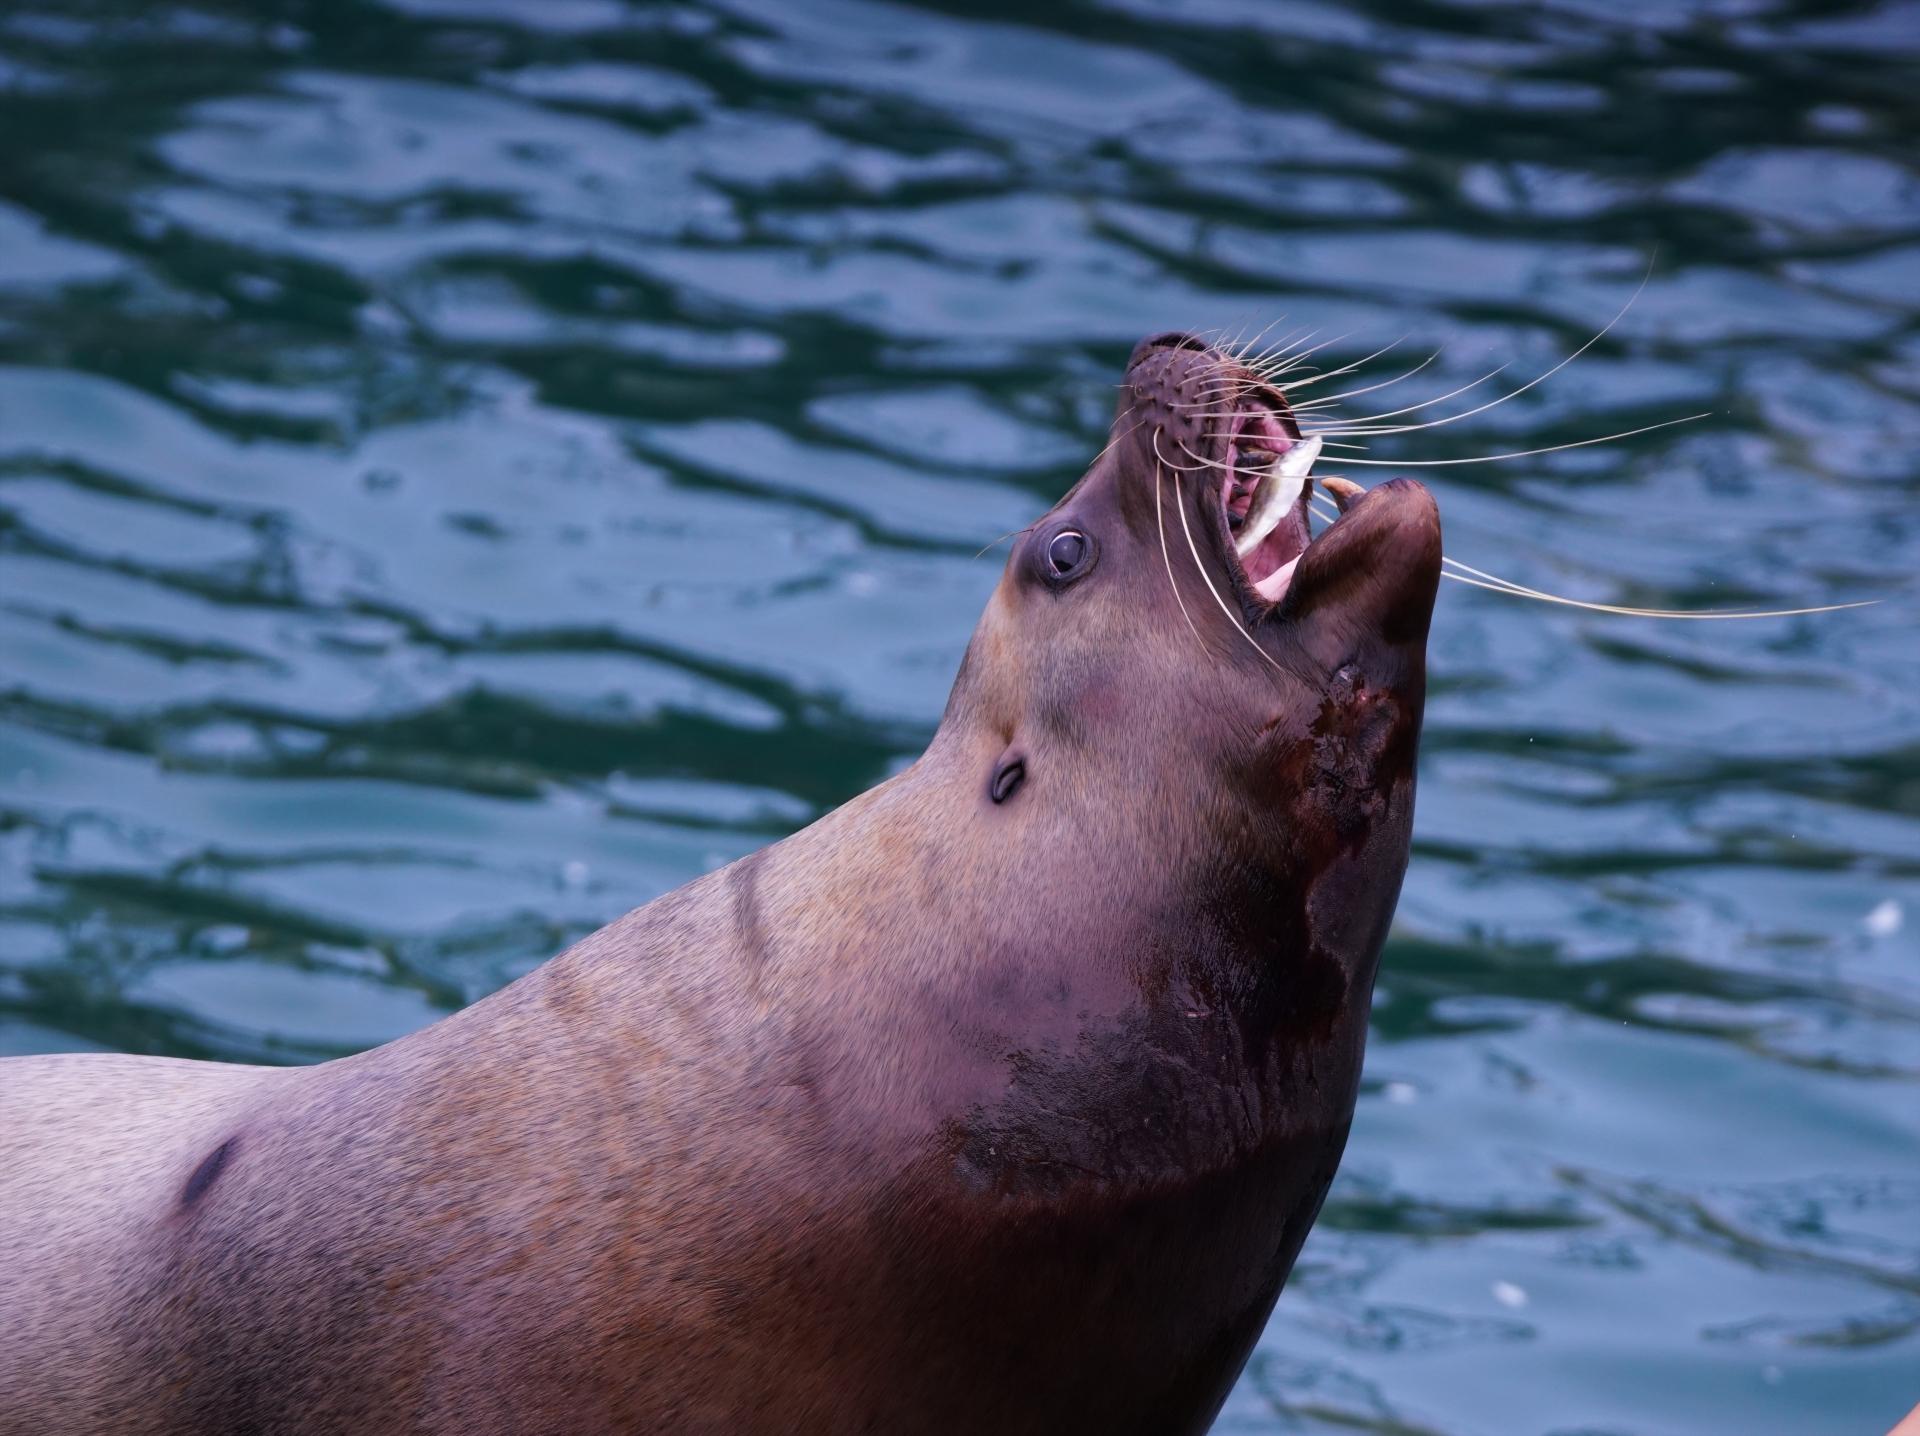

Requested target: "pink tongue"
[{"left": 1254, "top": 555, "right": 1299, "bottom": 603}]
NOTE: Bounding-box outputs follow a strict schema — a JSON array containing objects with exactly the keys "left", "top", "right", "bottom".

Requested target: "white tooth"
[
  {"left": 1321, "top": 476, "right": 1365, "bottom": 512},
  {"left": 1234, "top": 435, "right": 1322, "bottom": 558}
]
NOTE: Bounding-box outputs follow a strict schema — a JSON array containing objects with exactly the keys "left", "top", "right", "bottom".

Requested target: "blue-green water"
[{"left": 1, "top": 1, "right": 1916, "bottom": 1431}]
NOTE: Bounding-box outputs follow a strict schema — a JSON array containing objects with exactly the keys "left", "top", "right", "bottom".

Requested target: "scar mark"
[
  {"left": 181, "top": 1137, "right": 236, "bottom": 1209},
  {"left": 731, "top": 849, "right": 773, "bottom": 976}
]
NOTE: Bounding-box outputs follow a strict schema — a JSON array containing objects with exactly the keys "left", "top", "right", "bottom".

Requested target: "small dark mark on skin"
[
  {"left": 181, "top": 1137, "right": 236, "bottom": 1209},
  {"left": 990, "top": 758, "right": 1025, "bottom": 803}
]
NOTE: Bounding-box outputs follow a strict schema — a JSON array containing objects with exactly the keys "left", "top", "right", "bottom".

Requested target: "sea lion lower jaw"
[
  {"left": 0, "top": 329, "right": 1441, "bottom": 1436},
  {"left": 1276, "top": 476, "right": 1443, "bottom": 647}
]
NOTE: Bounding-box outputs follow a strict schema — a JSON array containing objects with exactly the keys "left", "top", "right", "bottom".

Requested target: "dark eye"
[{"left": 1046, "top": 530, "right": 1088, "bottom": 578}]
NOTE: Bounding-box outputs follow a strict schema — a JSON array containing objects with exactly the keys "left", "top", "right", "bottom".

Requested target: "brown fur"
[{"left": 0, "top": 333, "right": 1442, "bottom": 1435}]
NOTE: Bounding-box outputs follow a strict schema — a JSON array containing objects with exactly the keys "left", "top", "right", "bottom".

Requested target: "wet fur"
[{"left": 0, "top": 337, "right": 1441, "bottom": 1436}]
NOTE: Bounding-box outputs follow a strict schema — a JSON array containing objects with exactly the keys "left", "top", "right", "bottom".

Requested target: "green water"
[{"left": 1, "top": 1, "right": 1916, "bottom": 1431}]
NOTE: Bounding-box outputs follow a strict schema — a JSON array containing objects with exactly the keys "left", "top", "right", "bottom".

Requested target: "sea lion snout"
[
  {"left": 1094, "top": 331, "right": 1439, "bottom": 677},
  {"left": 1119, "top": 334, "right": 1230, "bottom": 458}
]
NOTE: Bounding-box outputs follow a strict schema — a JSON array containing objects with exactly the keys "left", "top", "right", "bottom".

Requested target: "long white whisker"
[
  {"left": 1310, "top": 360, "right": 1512, "bottom": 429},
  {"left": 1221, "top": 315, "right": 1265, "bottom": 362},
  {"left": 1154, "top": 456, "right": 1206, "bottom": 648},
  {"left": 1240, "top": 325, "right": 1308, "bottom": 373},
  {"left": 1174, "top": 439, "right": 1238, "bottom": 476},
  {"left": 1305, "top": 413, "right": 1709, "bottom": 467},
  {"left": 1252, "top": 332, "right": 1353, "bottom": 387},
  {"left": 1228, "top": 315, "right": 1289, "bottom": 367},
  {"left": 1278, "top": 336, "right": 1412, "bottom": 395},
  {"left": 974, "top": 522, "right": 1036, "bottom": 559},
  {"left": 1173, "top": 383, "right": 1249, "bottom": 409},
  {"left": 1170, "top": 332, "right": 1355, "bottom": 415},
  {"left": 1247, "top": 328, "right": 1323, "bottom": 377},
  {"left": 1440, "top": 562, "right": 1878, "bottom": 619},
  {"left": 1302, "top": 495, "right": 1880, "bottom": 620},
  {"left": 1321, "top": 261, "right": 1655, "bottom": 437},
  {"left": 1244, "top": 324, "right": 1320, "bottom": 370},
  {"left": 1085, "top": 412, "right": 1151, "bottom": 470},
  {"left": 1300, "top": 348, "right": 1445, "bottom": 406}
]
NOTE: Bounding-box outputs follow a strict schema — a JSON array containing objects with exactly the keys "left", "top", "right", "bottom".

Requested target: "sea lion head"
[{"left": 932, "top": 330, "right": 1441, "bottom": 1049}]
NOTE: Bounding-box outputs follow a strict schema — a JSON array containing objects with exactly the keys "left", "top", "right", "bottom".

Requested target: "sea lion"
[{"left": 0, "top": 330, "right": 1441, "bottom": 1436}]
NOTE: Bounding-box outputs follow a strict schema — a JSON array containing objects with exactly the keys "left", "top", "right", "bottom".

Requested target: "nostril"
[{"left": 1127, "top": 331, "right": 1209, "bottom": 370}]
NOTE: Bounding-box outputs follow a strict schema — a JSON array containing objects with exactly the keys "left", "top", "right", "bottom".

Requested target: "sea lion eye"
[{"left": 1045, "top": 530, "right": 1089, "bottom": 579}]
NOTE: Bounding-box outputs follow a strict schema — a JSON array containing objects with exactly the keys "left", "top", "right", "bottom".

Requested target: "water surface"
[{"left": 1, "top": 1, "right": 1916, "bottom": 1431}]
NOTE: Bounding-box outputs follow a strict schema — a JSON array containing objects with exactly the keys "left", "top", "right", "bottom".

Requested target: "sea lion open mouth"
[
  {"left": 1160, "top": 341, "right": 1390, "bottom": 611},
  {"left": 1121, "top": 329, "right": 1441, "bottom": 661},
  {"left": 1217, "top": 390, "right": 1318, "bottom": 606}
]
